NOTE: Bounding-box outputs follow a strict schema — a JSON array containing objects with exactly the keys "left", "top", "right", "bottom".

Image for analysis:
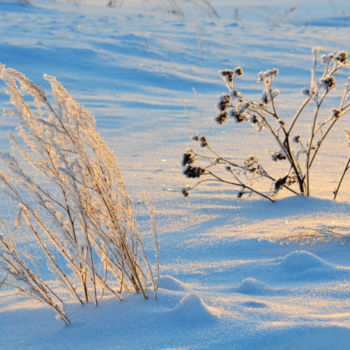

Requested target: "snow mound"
[
  {"left": 158, "top": 275, "right": 188, "bottom": 291},
  {"left": 170, "top": 294, "right": 217, "bottom": 322},
  {"left": 235, "top": 278, "right": 272, "bottom": 295},
  {"left": 280, "top": 250, "right": 333, "bottom": 272}
]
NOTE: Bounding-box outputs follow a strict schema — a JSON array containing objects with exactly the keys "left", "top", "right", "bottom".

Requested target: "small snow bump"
[
  {"left": 236, "top": 278, "right": 271, "bottom": 295},
  {"left": 158, "top": 275, "right": 187, "bottom": 291},
  {"left": 280, "top": 250, "right": 333, "bottom": 272},
  {"left": 170, "top": 294, "right": 217, "bottom": 322}
]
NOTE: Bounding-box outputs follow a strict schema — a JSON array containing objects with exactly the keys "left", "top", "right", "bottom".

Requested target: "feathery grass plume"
[
  {"left": 181, "top": 48, "right": 350, "bottom": 201},
  {"left": 0, "top": 65, "right": 159, "bottom": 322}
]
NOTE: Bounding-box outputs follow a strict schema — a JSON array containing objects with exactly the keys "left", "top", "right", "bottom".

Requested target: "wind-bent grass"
[{"left": 0, "top": 65, "right": 159, "bottom": 323}]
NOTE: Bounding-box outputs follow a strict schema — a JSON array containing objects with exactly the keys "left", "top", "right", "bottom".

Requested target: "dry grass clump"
[
  {"left": 182, "top": 48, "right": 350, "bottom": 202},
  {"left": 0, "top": 66, "right": 159, "bottom": 324}
]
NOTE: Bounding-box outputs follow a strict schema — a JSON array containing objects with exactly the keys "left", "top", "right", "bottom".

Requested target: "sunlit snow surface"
[{"left": 1, "top": 0, "right": 350, "bottom": 349}]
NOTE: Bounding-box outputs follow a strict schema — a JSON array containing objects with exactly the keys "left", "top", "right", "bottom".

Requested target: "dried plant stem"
[
  {"left": 305, "top": 89, "right": 330, "bottom": 195},
  {"left": 207, "top": 170, "right": 275, "bottom": 202},
  {"left": 334, "top": 157, "right": 350, "bottom": 200},
  {"left": 197, "top": 146, "right": 299, "bottom": 195},
  {"left": 253, "top": 108, "right": 305, "bottom": 193},
  {"left": 182, "top": 48, "right": 350, "bottom": 201}
]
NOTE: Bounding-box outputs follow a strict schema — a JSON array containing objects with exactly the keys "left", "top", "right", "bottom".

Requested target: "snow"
[{"left": 1, "top": 0, "right": 350, "bottom": 349}]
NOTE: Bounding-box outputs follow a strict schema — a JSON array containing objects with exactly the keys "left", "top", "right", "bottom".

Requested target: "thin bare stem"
[
  {"left": 333, "top": 157, "right": 350, "bottom": 200},
  {"left": 206, "top": 170, "right": 275, "bottom": 202}
]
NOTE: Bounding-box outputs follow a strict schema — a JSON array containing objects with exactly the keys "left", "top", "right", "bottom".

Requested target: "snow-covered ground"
[{"left": 2, "top": 0, "right": 350, "bottom": 349}]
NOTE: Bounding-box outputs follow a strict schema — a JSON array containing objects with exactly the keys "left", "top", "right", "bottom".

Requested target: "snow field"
[{"left": 1, "top": 0, "right": 350, "bottom": 349}]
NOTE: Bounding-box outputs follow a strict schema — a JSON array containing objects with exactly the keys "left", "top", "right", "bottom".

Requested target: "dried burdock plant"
[
  {"left": 182, "top": 48, "right": 350, "bottom": 201},
  {"left": 0, "top": 65, "right": 159, "bottom": 323}
]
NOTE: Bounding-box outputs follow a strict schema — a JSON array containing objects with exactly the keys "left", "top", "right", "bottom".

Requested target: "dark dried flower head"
[
  {"left": 302, "top": 88, "right": 311, "bottom": 96},
  {"left": 272, "top": 151, "right": 287, "bottom": 161},
  {"left": 261, "top": 92, "right": 269, "bottom": 104},
  {"left": 237, "top": 191, "right": 244, "bottom": 198},
  {"left": 217, "top": 101, "right": 228, "bottom": 111},
  {"left": 320, "top": 76, "right": 336, "bottom": 89},
  {"left": 293, "top": 135, "right": 300, "bottom": 143},
  {"left": 235, "top": 114, "right": 247, "bottom": 123},
  {"left": 230, "top": 90, "right": 242, "bottom": 101},
  {"left": 182, "top": 187, "right": 189, "bottom": 197},
  {"left": 336, "top": 51, "right": 348, "bottom": 64},
  {"left": 183, "top": 165, "right": 205, "bottom": 178},
  {"left": 332, "top": 108, "right": 341, "bottom": 118},
  {"left": 182, "top": 150, "right": 196, "bottom": 166},
  {"left": 217, "top": 94, "right": 231, "bottom": 111},
  {"left": 216, "top": 111, "right": 228, "bottom": 124},
  {"left": 220, "top": 69, "right": 234, "bottom": 82},
  {"left": 244, "top": 156, "right": 258, "bottom": 172},
  {"left": 219, "top": 93, "right": 230, "bottom": 103},
  {"left": 229, "top": 110, "right": 246, "bottom": 123},
  {"left": 234, "top": 66, "right": 244, "bottom": 76},
  {"left": 275, "top": 175, "right": 288, "bottom": 192},
  {"left": 192, "top": 135, "right": 208, "bottom": 147},
  {"left": 250, "top": 115, "right": 258, "bottom": 125},
  {"left": 221, "top": 69, "right": 233, "bottom": 76},
  {"left": 200, "top": 136, "right": 208, "bottom": 148}
]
